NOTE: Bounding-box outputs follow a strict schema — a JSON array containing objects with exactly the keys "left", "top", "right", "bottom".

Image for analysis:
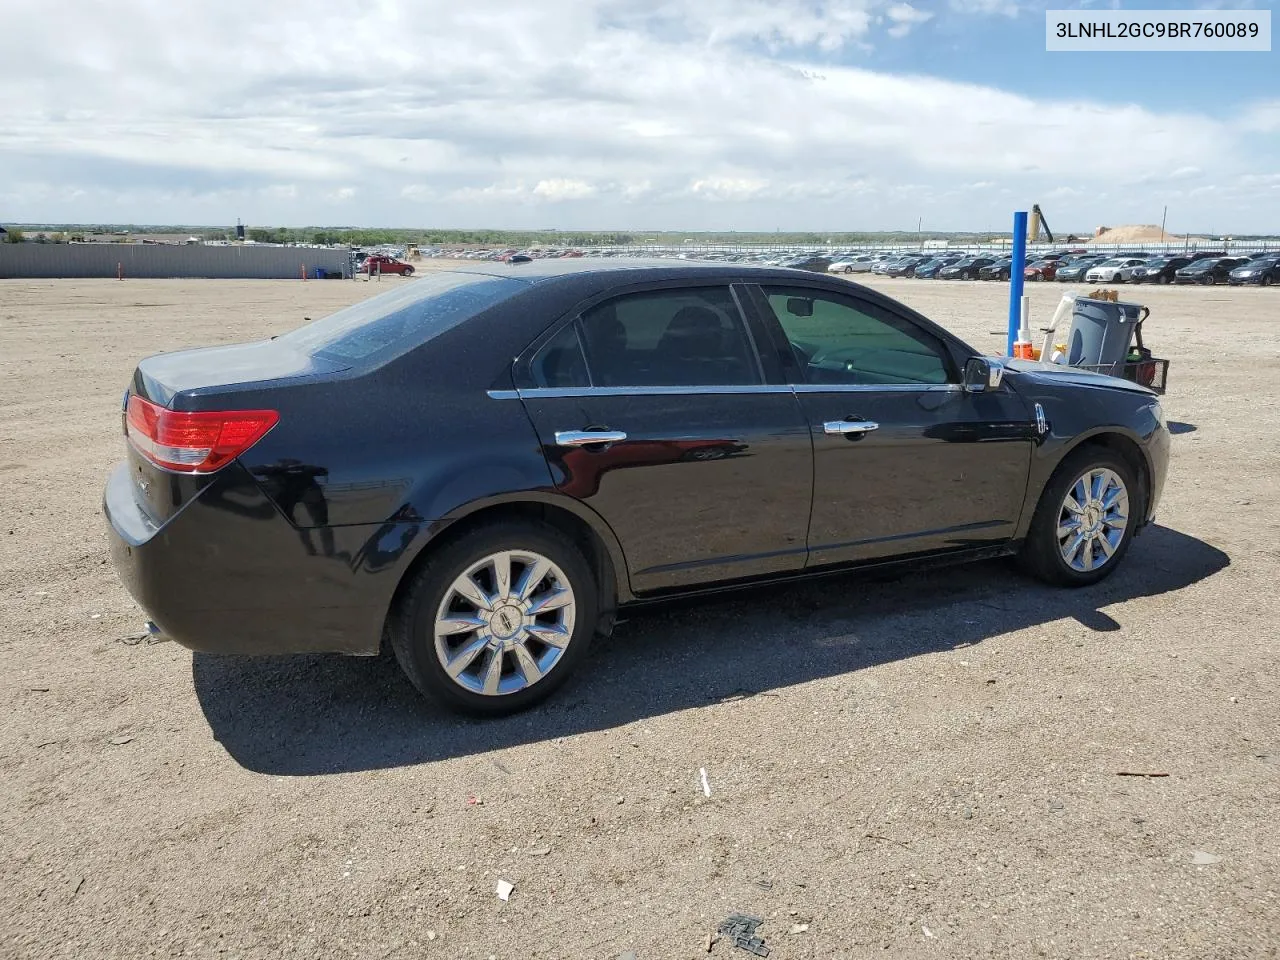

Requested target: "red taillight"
[{"left": 125, "top": 395, "right": 279, "bottom": 473}]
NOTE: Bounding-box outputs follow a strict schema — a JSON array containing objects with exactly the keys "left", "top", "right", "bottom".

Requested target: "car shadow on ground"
[{"left": 193, "top": 524, "right": 1228, "bottom": 776}]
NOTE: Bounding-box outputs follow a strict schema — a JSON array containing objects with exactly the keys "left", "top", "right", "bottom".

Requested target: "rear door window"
[
  {"left": 577, "top": 286, "right": 763, "bottom": 387},
  {"left": 529, "top": 322, "right": 590, "bottom": 388}
]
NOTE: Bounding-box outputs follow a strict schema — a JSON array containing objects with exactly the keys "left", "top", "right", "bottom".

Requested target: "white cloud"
[
  {"left": 532, "top": 178, "right": 598, "bottom": 201},
  {"left": 948, "top": 0, "right": 1023, "bottom": 14},
  {"left": 0, "top": 0, "right": 1272, "bottom": 231},
  {"left": 690, "top": 177, "right": 770, "bottom": 201},
  {"left": 1237, "top": 100, "right": 1280, "bottom": 133},
  {"left": 885, "top": 3, "right": 932, "bottom": 37},
  {"left": 620, "top": 179, "right": 653, "bottom": 201}
]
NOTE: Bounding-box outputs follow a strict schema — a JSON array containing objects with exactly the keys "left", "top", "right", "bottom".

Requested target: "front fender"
[{"left": 1010, "top": 387, "right": 1164, "bottom": 539}]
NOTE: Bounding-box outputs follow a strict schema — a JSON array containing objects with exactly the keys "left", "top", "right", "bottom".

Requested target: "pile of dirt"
[{"left": 1089, "top": 224, "right": 1209, "bottom": 245}]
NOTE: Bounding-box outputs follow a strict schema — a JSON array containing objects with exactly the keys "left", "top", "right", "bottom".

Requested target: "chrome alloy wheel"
[
  {"left": 1057, "top": 468, "right": 1129, "bottom": 572},
  {"left": 433, "top": 550, "right": 576, "bottom": 696}
]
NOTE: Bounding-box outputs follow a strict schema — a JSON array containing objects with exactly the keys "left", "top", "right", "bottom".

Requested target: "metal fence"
[{"left": 0, "top": 243, "right": 352, "bottom": 279}]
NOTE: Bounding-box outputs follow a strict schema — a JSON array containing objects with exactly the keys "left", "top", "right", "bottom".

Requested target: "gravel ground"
[{"left": 1, "top": 269, "right": 1278, "bottom": 960}]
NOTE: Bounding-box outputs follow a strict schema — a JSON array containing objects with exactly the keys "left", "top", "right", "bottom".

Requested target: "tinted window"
[
  {"left": 281, "top": 272, "right": 521, "bottom": 363},
  {"left": 530, "top": 322, "right": 589, "bottom": 388},
  {"left": 578, "top": 287, "right": 761, "bottom": 387},
  {"left": 762, "top": 287, "right": 952, "bottom": 386}
]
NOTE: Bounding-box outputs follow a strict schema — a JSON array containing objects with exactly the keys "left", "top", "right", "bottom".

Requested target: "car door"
[
  {"left": 513, "top": 282, "right": 813, "bottom": 594},
  {"left": 744, "top": 282, "right": 1036, "bottom": 568}
]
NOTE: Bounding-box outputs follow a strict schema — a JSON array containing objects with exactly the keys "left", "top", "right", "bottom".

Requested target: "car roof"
[{"left": 440, "top": 257, "right": 841, "bottom": 285}]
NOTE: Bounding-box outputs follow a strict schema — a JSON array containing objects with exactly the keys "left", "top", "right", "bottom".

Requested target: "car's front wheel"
[
  {"left": 1019, "top": 447, "right": 1139, "bottom": 587},
  {"left": 390, "top": 521, "right": 597, "bottom": 714}
]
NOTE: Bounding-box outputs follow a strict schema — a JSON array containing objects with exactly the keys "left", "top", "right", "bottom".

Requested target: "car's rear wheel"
[
  {"left": 402, "top": 265, "right": 415, "bottom": 276},
  {"left": 1019, "top": 447, "right": 1139, "bottom": 587},
  {"left": 390, "top": 521, "right": 596, "bottom": 714}
]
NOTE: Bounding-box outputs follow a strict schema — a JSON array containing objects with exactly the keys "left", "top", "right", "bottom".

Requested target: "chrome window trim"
[
  {"left": 488, "top": 385, "right": 791, "bottom": 399},
  {"left": 487, "top": 382, "right": 961, "bottom": 400},
  {"left": 791, "top": 383, "right": 960, "bottom": 394}
]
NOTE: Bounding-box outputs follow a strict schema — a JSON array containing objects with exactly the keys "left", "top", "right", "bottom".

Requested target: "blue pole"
[{"left": 1007, "top": 210, "right": 1028, "bottom": 356}]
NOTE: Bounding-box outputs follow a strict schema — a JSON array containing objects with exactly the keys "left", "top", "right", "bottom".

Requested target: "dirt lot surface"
[{"left": 2, "top": 268, "right": 1278, "bottom": 960}]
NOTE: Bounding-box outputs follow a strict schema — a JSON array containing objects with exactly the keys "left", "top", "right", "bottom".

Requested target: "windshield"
[
  {"left": 1098, "top": 258, "right": 1126, "bottom": 267},
  {"left": 280, "top": 271, "right": 522, "bottom": 363}
]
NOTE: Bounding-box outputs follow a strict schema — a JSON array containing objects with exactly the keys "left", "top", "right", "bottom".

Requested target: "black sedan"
[
  {"left": 938, "top": 257, "right": 995, "bottom": 280},
  {"left": 105, "top": 260, "right": 1169, "bottom": 714},
  {"left": 914, "top": 256, "right": 963, "bottom": 279},
  {"left": 1130, "top": 256, "right": 1191, "bottom": 285},
  {"left": 978, "top": 258, "right": 1014, "bottom": 281},
  {"left": 778, "top": 255, "right": 832, "bottom": 273},
  {"left": 1228, "top": 256, "right": 1279, "bottom": 286},
  {"left": 883, "top": 255, "right": 931, "bottom": 278},
  {"left": 1174, "top": 257, "right": 1244, "bottom": 285}
]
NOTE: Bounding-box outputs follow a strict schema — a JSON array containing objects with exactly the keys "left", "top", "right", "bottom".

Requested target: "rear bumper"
[{"left": 104, "top": 461, "right": 419, "bottom": 656}]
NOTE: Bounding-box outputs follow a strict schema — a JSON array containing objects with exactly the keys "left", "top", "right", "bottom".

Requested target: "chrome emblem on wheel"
[
  {"left": 1057, "top": 468, "right": 1129, "bottom": 572},
  {"left": 434, "top": 550, "right": 576, "bottom": 696}
]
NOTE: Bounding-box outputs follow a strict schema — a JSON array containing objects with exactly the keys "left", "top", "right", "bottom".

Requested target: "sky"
[{"left": 0, "top": 0, "right": 1276, "bottom": 234}]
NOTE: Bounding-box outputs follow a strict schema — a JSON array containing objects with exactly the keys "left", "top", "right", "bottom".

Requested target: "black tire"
[
  {"left": 963, "top": 270, "right": 975, "bottom": 280},
  {"left": 390, "top": 521, "right": 598, "bottom": 715},
  {"left": 1200, "top": 275, "right": 1214, "bottom": 285},
  {"left": 844, "top": 266, "right": 854, "bottom": 274},
  {"left": 1000, "top": 270, "right": 1010, "bottom": 282},
  {"left": 1261, "top": 274, "right": 1272, "bottom": 287},
  {"left": 402, "top": 265, "right": 415, "bottom": 276},
  {"left": 1018, "top": 446, "right": 1140, "bottom": 587},
  {"left": 1158, "top": 274, "right": 1170, "bottom": 285}
]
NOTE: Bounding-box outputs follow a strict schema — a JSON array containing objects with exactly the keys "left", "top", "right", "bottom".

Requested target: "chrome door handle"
[
  {"left": 823, "top": 420, "right": 880, "bottom": 435},
  {"left": 554, "top": 430, "right": 628, "bottom": 446}
]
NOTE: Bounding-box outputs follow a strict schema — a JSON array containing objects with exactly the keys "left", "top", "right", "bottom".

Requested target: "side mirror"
[{"left": 964, "top": 356, "right": 1005, "bottom": 393}]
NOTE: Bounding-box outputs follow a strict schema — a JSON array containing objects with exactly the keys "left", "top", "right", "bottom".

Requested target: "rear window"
[{"left": 280, "top": 272, "right": 521, "bottom": 363}]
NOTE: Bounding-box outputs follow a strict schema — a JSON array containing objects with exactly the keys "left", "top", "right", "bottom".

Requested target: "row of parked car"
[
  {"left": 826, "top": 250, "right": 1280, "bottom": 286},
  {"left": 411, "top": 244, "right": 1280, "bottom": 287}
]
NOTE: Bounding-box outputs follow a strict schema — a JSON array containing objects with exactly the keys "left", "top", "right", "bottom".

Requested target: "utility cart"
[{"left": 1038, "top": 293, "right": 1168, "bottom": 394}]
